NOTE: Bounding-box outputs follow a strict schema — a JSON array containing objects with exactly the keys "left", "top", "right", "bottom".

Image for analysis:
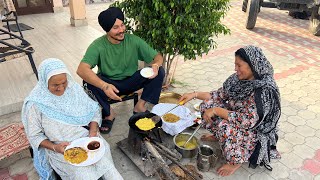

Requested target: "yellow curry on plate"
[{"left": 64, "top": 147, "right": 88, "bottom": 164}]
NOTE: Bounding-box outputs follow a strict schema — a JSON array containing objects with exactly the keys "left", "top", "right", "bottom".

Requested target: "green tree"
[{"left": 112, "top": 0, "right": 230, "bottom": 84}]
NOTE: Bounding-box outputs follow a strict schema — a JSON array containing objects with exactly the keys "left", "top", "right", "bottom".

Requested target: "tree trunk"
[{"left": 162, "top": 53, "right": 178, "bottom": 88}]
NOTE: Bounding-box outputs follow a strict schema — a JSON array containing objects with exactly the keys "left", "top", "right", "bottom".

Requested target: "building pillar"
[
  {"left": 69, "top": 0, "right": 88, "bottom": 27},
  {"left": 52, "top": 0, "right": 63, "bottom": 13}
]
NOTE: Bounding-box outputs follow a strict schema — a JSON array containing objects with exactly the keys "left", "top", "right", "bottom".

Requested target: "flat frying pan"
[{"left": 128, "top": 112, "right": 162, "bottom": 134}]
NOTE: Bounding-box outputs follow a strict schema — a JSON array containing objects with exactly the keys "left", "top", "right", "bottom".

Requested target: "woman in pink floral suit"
[{"left": 180, "top": 45, "right": 281, "bottom": 177}]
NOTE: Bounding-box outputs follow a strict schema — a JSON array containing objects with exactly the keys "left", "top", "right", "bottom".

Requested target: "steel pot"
[{"left": 173, "top": 132, "right": 199, "bottom": 158}]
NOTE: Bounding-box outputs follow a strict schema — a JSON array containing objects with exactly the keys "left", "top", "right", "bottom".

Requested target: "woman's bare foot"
[
  {"left": 217, "top": 164, "right": 241, "bottom": 176},
  {"left": 200, "top": 134, "right": 218, "bottom": 142}
]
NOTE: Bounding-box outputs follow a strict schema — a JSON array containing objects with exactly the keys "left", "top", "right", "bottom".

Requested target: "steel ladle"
[{"left": 181, "top": 123, "right": 202, "bottom": 148}]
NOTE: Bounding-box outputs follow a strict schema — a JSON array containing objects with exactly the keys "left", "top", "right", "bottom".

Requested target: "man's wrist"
[
  {"left": 100, "top": 83, "right": 109, "bottom": 90},
  {"left": 152, "top": 64, "right": 160, "bottom": 69}
]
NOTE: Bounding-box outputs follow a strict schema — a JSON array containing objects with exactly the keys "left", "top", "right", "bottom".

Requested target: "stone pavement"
[{"left": 1, "top": 0, "right": 320, "bottom": 179}]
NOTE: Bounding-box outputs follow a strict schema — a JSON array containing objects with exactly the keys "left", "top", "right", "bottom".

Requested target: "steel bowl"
[{"left": 173, "top": 132, "right": 199, "bottom": 158}]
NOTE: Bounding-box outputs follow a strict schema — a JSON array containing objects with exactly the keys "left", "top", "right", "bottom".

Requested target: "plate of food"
[
  {"left": 140, "top": 67, "right": 154, "bottom": 78},
  {"left": 162, "top": 113, "right": 181, "bottom": 123},
  {"left": 151, "top": 103, "right": 195, "bottom": 135},
  {"left": 64, "top": 137, "right": 105, "bottom": 166}
]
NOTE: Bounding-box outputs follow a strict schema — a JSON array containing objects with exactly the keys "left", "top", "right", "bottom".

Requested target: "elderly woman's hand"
[
  {"left": 203, "top": 108, "right": 216, "bottom": 123},
  {"left": 53, "top": 142, "right": 70, "bottom": 154},
  {"left": 89, "top": 130, "right": 99, "bottom": 137},
  {"left": 89, "top": 122, "right": 99, "bottom": 137}
]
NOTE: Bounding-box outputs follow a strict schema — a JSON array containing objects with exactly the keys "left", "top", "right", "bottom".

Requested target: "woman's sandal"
[{"left": 99, "top": 118, "right": 115, "bottom": 134}]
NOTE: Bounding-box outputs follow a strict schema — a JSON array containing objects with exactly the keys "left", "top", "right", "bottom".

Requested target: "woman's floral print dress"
[{"left": 200, "top": 88, "right": 259, "bottom": 164}]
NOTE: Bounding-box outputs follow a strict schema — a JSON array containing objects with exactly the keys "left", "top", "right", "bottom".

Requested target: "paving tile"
[
  {"left": 288, "top": 169, "right": 314, "bottom": 180},
  {"left": 307, "top": 105, "right": 320, "bottom": 114},
  {"left": 282, "top": 94, "right": 300, "bottom": 102},
  {"left": 298, "top": 97, "right": 317, "bottom": 105},
  {"left": 295, "top": 125, "right": 315, "bottom": 137},
  {"left": 279, "top": 114, "right": 288, "bottom": 122},
  {"left": 265, "top": 162, "right": 290, "bottom": 179},
  {"left": 297, "top": 110, "right": 317, "bottom": 120},
  {"left": 0, "top": 150, "right": 31, "bottom": 169},
  {"left": 284, "top": 132, "right": 305, "bottom": 146},
  {"left": 8, "top": 157, "right": 34, "bottom": 176},
  {"left": 315, "top": 174, "right": 320, "bottom": 180},
  {"left": 279, "top": 152, "right": 304, "bottom": 169},
  {"left": 280, "top": 100, "right": 291, "bottom": 107},
  {"left": 26, "top": 168, "right": 40, "bottom": 179},
  {"left": 216, "top": 167, "right": 251, "bottom": 180},
  {"left": 316, "top": 130, "right": 320, "bottom": 139},
  {"left": 280, "top": 90, "right": 293, "bottom": 96},
  {"left": 200, "top": 168, "right": 220, "bottom": 180},
  {"left": 277, "top": 139, "right": 294, "bottom": 154},
  {"left": 277, "top": 130, "right": 285, "bottom": 139},
  {"left": 249, "top": 172, "right": 274, "bottom": 180},
  {"left": 281, "top": 106, "right": 298, "bottom": 116},
  {"left": 305, "top": 137, "right": 320, "bottom": 150},
  {"left": 289, "top": 101, "right": 308, "bottom": 111},
  {"left": 302, "top": 159, "right": 320, "bottom": 176},
  {"left": 292, "top": 144, "right": 316, "bottom": 160},
  {"left": 287, "top": 116, "right": 306, "bottom": 126},
  {"left": 306, "top": 119, "right": 320, "bottom": 130},
  {"left": 279, "top": 122, "right": 296, "bottom": 133}
]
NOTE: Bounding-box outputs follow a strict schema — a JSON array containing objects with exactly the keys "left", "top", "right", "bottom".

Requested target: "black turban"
[{"left": 98, "top": 7, "right": 124, "bottom": 32}]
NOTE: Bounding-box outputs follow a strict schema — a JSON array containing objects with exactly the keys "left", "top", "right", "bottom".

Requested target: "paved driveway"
[{"left": 0, "top": 1, "right": 320, "bottom": 179}]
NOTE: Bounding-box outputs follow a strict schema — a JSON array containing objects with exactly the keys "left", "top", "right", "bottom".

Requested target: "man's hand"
[
  {"left": 102, "top": 83, "right": 122, "bottom": 101},
  {"left": 203, "top": 108, "right": 216, "bottom": 124},
  {"left": 149, "top": 64, "right": 159, "bottom": 79},
  {"left": 54, "top": 142, "right": 70, "bottom": 154}
]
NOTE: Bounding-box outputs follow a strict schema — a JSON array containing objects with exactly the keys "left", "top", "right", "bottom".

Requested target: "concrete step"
[{"left": 0, "top": 58, "right": 37, "bottom": 116}]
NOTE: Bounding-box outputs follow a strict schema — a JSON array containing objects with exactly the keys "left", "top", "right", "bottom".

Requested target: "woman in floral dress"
[{"left": 180, "top": 45, "right": 281, "bottom": 176}]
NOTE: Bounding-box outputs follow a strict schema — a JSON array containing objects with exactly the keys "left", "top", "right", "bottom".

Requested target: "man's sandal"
[
  {"left": 133, "top": 110, "right": 150, "bottom": 115},
  {"left": 99, "top": 118, "right": 115, "bottom": 134}
]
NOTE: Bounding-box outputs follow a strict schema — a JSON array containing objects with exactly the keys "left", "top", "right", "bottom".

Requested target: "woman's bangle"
[
  {"left": 193, "top": 91, "right": 197, "bottom": 100},
  {"left": 52, "top": 144, "right": 56, "bottom": 152}
]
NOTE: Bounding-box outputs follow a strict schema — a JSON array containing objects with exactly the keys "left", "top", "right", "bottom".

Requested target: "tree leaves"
[{"left": 112, "top": 0, "right": 230, "bottom": 81}]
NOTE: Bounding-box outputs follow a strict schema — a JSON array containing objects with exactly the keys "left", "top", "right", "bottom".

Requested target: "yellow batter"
[
  {"left": 135, "top": 117, "right": 155, "bottom": 131},
  {"left": 176, "top": 141, "right": 197, "bottom": 150}
]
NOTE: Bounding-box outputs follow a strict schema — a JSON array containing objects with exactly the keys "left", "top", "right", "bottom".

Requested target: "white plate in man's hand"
[{"left": 140, "top": 67, "right": 154, "bottom": 78}]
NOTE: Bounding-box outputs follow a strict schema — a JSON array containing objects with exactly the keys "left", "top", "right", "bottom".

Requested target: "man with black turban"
[{"left": 77, "top": 7, "right": 164, "bottom": 134}]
